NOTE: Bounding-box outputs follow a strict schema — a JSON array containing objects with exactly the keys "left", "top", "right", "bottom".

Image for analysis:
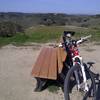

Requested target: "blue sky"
[{"left": 0, "top": 0, "right": 100, "bottom": 14}]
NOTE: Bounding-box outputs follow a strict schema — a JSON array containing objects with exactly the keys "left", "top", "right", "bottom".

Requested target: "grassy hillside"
[
  {"left": 0, "top": 12, "right": 100, "bottom": 46},
  {"left": 0, "top": 25, "right": 100, "bottom": 46},
  {"left": 0, "top": 12, "right": 100, "bottom": 29},
  {"left": 25, "top": 26, "right": 100, "bottom": 42}
]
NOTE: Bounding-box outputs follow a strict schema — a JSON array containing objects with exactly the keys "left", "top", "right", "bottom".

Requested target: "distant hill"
[{"left": 0, "top": 12, "right": 100, "bottom": 29}]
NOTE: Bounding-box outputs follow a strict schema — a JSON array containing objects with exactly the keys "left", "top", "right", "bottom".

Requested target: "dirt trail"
[{"left": 0, "top": 44, "right": 100, "bottom": 100}]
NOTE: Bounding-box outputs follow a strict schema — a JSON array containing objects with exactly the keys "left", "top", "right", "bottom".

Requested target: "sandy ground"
[{"left": 0, "top": 43, "right": 100, "bottom": 100}]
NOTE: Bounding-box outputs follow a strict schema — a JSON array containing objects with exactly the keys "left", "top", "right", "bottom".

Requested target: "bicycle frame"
[
  {"left": 62, "top": 32, "right": 97, "bottom": 100},
  {"left": 67, "top": 43, "right": 89, "bottom": 91},
  {"left": 73, "top": 55, "right": 89, "bottom": 91},
  {"left": 62, "top": 33, "right": 91, "bottom": 92}
]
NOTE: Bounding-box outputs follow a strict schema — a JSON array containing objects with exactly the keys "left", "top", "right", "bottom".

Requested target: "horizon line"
[{"left": 0, "top": 11, "right": 100, "bottom": 15}]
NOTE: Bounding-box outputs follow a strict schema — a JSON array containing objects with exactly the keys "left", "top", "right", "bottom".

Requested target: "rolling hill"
[{"left": 0, "top": 12, "right": 100, "bottom": 29}]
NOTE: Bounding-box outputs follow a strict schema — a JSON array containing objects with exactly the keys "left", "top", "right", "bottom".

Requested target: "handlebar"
[
  {"left": 81, "top": 35, "right": 92, "bottom": 40},
  {"left": 59, "top": 35, "right": 92, "bottom": 47},
  {"left": 77, "top": 35, "right": 91, "bottom": 44}
]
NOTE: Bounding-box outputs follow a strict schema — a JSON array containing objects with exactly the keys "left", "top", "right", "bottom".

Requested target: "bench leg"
[{"left": 34, "top": 78, "right": 47, "bottom": 92}]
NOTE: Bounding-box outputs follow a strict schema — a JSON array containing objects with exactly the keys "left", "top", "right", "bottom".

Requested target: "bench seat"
[{"left": 31, "top": 47, "right": 67, "bottom": 80}]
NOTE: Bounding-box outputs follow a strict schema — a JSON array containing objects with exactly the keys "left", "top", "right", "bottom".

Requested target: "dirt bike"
[{"left": 59, "top": 31, "right": 96, "bottom": 100}]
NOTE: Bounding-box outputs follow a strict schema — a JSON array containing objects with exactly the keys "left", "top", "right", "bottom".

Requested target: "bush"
[{"left": 0, "top": 21, "right": 24, "bottom": 37}]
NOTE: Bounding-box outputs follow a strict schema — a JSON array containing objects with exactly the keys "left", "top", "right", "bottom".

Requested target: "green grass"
[
  {"left": 0, "top": 33, "right": 29, "bottom": 46},
  {"left": 47, "top": 85, "right": 60, "bottom": 93},
  {"left": 46, "top": 80, "right": 60, "bottom": 93},
  {"left": 25, "top": 26, "right": 65, "bottom": 42},
  {"left": 26, "top": 26, "right": 100, "bottom": 42},
  {"left": 74, "top": 31, "right": 100, "bottom": 41},
  {"left": 0, "top": 25, "right": 100, "bottom": 46}
]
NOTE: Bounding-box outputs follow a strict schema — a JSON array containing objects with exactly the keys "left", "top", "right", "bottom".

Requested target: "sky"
[{"left": 0, "top": 0, "right": 100, "bottom": 14}]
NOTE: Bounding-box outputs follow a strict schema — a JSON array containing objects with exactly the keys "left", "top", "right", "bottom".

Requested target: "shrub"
[{"left": 0, "top": 21, "right": 24, "bottom": 37}]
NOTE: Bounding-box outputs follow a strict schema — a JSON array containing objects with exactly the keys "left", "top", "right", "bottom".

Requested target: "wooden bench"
[{"left": 31, "top": 47, "right": 67, "bottom": 91}]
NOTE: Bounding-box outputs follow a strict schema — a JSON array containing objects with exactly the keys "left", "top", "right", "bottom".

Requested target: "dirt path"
[{"left": 0, "top": 44, "right": 100, "bottom": 100}]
